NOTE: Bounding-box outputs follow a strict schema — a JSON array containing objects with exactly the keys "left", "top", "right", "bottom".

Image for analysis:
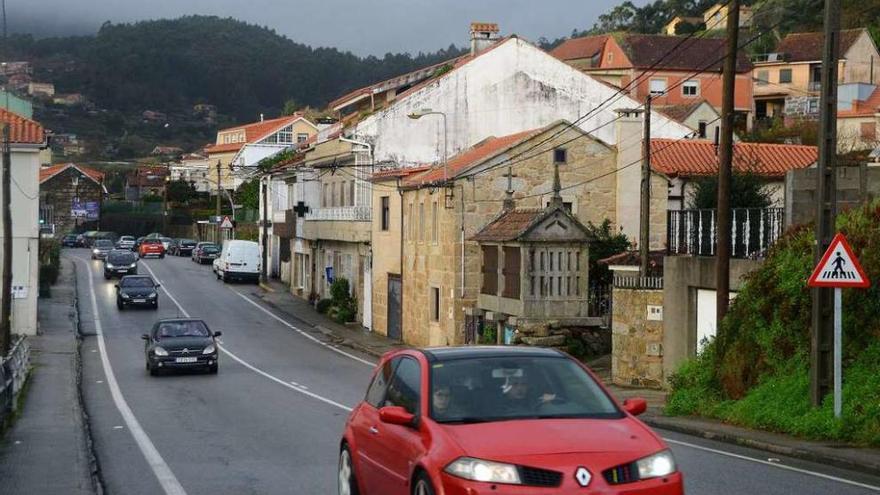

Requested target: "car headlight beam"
[
  {"left": 202, "top": 344, "right": 216, "bottom": 355},
  {"left": 153, "top": 346, "right": 168, "bottom": 357},
  {"left": 445, "top": 457, "right": 521, "bottom": 484},
  {"left": 636, "top": 450, "right": 676, "bottom": 479}
]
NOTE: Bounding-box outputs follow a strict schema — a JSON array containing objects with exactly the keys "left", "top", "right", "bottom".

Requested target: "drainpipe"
[{"left": 459, "top": 183, "right": 465, "bottom": 298}]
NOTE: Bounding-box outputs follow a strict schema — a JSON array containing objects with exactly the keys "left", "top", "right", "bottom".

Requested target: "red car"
[
  {"left": 138, "top": 238, "right": 166, "bottom": 258},
  {"left": 339, "top": 347, "right": 683, "bottom": 495}
]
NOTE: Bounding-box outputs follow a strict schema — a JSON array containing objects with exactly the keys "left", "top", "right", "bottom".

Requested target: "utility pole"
[
  {"left": 261, "top": 177, "right": 269, "bottom": 284},
  {"left": 811, "top": 0, "right": 841, "bottom": 407},
  {"left": 162, "top": 177, "right": 168, "bottom": 234},
  {"left": 1, "top": 124, "right": 11, "bottom": 357},
  {"left": 640, "top": 96, "right": 652, "bottom": 277},
  {"left": 215, "top": 160, "right": 221, "bottom": 243},
  {"left": 715, "top": 0, "right": 739, "bottom": 328}
]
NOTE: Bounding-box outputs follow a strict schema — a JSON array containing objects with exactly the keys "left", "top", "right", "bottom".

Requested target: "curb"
[
  {"left": 643, "top": 415, "right": 880, "bottom": 476},
  {"left": 258, "top": 282, "right": 276, "bottom": 293},
  {"left": 69, "top": 258, "right": 106, "bottom": 495}
]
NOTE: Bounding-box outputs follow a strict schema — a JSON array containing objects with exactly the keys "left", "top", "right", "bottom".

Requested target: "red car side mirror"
[
  {"left": 623, "top": 398, "right": 647, "bottom": 416},
  {"left": 379, "top": 406, "right": 415, "bottom": 426}
]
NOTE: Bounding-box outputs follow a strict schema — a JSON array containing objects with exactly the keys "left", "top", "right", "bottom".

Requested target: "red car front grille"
[
  {"left": 603, "top": 462, "right": 639, "bottom": 485},
  {"left": 518, "top": 465, "right": 563, "bottom": 487}
]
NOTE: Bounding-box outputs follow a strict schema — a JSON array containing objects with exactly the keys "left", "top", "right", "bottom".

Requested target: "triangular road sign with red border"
[
  {"left": 219, "top": 215, "right": 234, "bottom": 229},
  {"left": 808, "top": 233, "right": 870, "bottom": 288}
]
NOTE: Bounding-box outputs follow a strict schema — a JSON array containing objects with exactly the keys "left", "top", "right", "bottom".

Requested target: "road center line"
[
  {"left": 664, "top": 438, "right": 880, "bottom": 491},
  {"left": 74, "top": 256, "right": 187, "bottom": 495},
  {"left": 140, "top": 261, "right": 353, "bottom": 412},
  {"left": 230, "top": 290, "right": 375, "bottom": 367}
]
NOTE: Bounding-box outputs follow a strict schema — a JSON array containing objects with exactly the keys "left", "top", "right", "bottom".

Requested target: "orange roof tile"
[
  {"left": 775, "top": 29, "right": 865, "bottom": 63},
  {"left": 209, "top": 114, "right": 311, "bottom": 155},
  {"left": 39, "top": 163, "right": 104, "bottom": 184},
  {"left": 550, "top": 35, "right": 608, "bottom": 61},
  {"left": 205, "top": 142, "right": 244, "bottom": 154},
  {"left": 470, "top": 208, "right": 545, "bottom": 242},
  {"left": 839, "top": 86, "right": 880, "bottom": 118},
  {"left": 650, "top": 139, "right": 817, "bottom": 178},
  {"left": 0, "top": 108, "right": 45, "bottom": 144},
  {"left": 403, "top": 127, "right": 543, "bottom": 188},
  {"left": 370, "top": 165, "right": 432, "bottom": 182}
]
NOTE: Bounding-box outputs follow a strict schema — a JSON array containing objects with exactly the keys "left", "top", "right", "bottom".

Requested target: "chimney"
[
  {"left": 614, "top": 108, "right": 646, "bottom": 245},
  {"left": 260, "top": 113, "right": 264, "bottom": 122},
  {"left": 470, "top": 22, "right": 500, "bottom": 56}
]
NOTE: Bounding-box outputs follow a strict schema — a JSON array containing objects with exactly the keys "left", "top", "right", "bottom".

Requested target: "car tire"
[
  {"left": 412, "top": 473, "right": 435, "bottom": 495},
  {"left": 208, "top": 364, "right": 218, "bottom": 375},
  {"left": 338, "top": 445, "right": 360, "bottom": 495},
  {"left": 152, "top": 301, "right": 158, "bottom": 310},
  {"left": 104, "top": 273, "right": 111, "bottom": 280},
  {"left": 159, "top": 254, "right": 165, "bottom": 259},
  {"left": 149, "top": 365, "right": 159, "bottom": 377},
  {"left": 117, "top": 300, "right": 124, "bottom": 310}
]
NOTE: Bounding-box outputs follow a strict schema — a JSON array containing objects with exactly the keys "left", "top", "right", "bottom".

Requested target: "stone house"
[
  {"left": 752, "top": 28, "right": 880, "bottom": 122},
  {"left": 551, "top": 33, "right": 754, "bottom": 129},
  {"left": 0, "top": 108, "right": 47, "bottom": 336},
  {"left": 39, "top": 163, "right": 106, "bottom": 235},
  {"left": 836, "top": 83, "right": 880, "bottom": 153},
  {"left": 124, "top": 166, "right": 168, "bottom": 201}
]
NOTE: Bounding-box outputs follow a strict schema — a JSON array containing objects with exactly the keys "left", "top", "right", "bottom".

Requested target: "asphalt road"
[{"left": 68, "top": 249, "right": 880, "bottom": 495}]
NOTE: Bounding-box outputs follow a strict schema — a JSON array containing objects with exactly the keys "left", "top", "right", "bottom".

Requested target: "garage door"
[{"left": 696, "top": 289, "right": 737, "bottom": 352}]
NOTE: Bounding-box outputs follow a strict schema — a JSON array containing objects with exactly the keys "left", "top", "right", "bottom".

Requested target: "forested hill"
[{"left": 10, "top": 15, "right": 465, "bottom": 121}]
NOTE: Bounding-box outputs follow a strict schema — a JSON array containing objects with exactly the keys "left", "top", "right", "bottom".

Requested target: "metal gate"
[{"left": 387, "top": 274, "right": 402, "bottom": 341}]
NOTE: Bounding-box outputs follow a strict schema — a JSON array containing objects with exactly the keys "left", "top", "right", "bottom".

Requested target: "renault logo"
[{"left": 575, "top": 466, "right": 592, "bottom": 487}]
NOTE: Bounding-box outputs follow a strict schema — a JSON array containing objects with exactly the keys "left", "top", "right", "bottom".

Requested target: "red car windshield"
[{"left": 429, "top": 357, "right": 621, "bottom": 423}]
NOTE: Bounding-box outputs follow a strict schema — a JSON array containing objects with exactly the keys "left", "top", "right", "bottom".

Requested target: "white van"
[{"left": 214, "top": 240, "right": 261, "bottom": 283}]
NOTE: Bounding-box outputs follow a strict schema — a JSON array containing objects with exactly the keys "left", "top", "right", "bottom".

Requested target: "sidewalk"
[
  {"left": 254, "top": 279, "right": 880, "bottom": 476},
  {"left": 0, "top": 258, "right": 97, "bottom": 494}
]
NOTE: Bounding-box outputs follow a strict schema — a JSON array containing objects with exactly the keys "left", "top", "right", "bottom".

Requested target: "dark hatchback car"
[
  {"left": 194, "top": 244, "right": 220, "bottom": 264},
  {"left": 172, "top": 239, "right": 197, "bottom": 256},
  {"left": 116, "top": 275, "right": 160, "bottom": 310},
  {"left": 104, "top": 250, "right": 138, "bottom": 279},
  {"left": 142, "top": 318, "right": 220, "bottom": 375},
  {"left": 62, "top": 234, "right": 78, "bottom": 247}
]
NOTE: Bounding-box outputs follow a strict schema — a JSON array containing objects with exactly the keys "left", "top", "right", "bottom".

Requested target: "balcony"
[
  {"left": 808, "top": 81, "right": 822, "bottom": 92},
  {"left": 667, "top": 208, "right": 784, "bottom": 259},
  {"left": 305, "top": 206, "right": 371, "bottom": 222}
]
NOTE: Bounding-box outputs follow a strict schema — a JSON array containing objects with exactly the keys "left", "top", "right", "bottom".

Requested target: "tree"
[
  {"left": 166, "top": 179, "right": 196, "bottom": 203},
  {"left": 237, "top": 178, "right": 260, "bottom": 210},
  {"left": 688, "top": 172, "right": 774, "bottom": 210},
  {"left": 282, "top": 99, "right": 299, "bottom": 116},
  {"left": 585, "top": 219, "right": 632, "bottom": 285}
]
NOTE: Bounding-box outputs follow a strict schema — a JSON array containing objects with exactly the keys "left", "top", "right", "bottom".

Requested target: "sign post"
[{"left": 807, "top": 233, "right": 870, "bottom": 418}]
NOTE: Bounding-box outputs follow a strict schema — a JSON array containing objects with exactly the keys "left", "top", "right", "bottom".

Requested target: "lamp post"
[
  {"left": 407, "top": 108, "right": 448, "bottom": 185},
  {"left": 162, "top": 175, "right": 170, "bottom": 234}
]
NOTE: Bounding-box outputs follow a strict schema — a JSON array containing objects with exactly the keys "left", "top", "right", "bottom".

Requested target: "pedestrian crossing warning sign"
[
  {"left": 808, "top": 233, "right": 870, "bottom": 288},
  {"left": 219, "top": 216, "right": 234, "bottom": 229}
]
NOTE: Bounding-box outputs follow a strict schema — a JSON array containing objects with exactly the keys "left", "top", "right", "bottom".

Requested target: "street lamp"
[{"left": 408, "top": 108, "right": 448, "bottom": 185}]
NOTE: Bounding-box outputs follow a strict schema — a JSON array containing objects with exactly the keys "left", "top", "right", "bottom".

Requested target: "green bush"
[
  {"left": 479, "top": 324, "right": 497, "bottom": 345},
  {"left": 316, "top": 299, "right": 333, "bottom": 314},
  {"left": 666, "top": 202, "right": 880, "bottom": 445},
  {"left": 38, "top": 239, "right": 62, "bottom": 292}
]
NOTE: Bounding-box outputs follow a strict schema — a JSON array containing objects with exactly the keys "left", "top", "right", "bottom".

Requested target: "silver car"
[
  {"left": 91, "top": 239, "right": 114, "bottom": 260},
  {"left": 116, "top": 235, "right": 136, "bottom": 250}
]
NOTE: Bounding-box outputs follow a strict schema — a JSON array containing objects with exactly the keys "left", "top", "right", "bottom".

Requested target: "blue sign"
[
  {"left": 85, "top": 201, "right": 99, "bottom": 220},
  {"left": 325, "top": 266, "right": 334, "bottom": 284},
  {"left": 71, "top": 200, "right": 100, "bottom": 220}
]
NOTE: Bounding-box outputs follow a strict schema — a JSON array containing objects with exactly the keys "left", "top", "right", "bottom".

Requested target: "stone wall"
[
  {"left": 784, "top": 165, "right": 880, "bottom": 228},
  {"left": 40, "top": 166, "right": 103, "bottom": 235},
  {"left": 612, "top": 287, "right": 665, "bottom": 388}
]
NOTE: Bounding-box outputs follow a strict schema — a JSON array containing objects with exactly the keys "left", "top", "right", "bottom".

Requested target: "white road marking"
[
  {"left": 230, "top": 290, "right": 376, "bottom": 367},
  {"left": 75, "top": 257, "right": 187, "bottom": 495},
  {"left": 140, "top": 261, "right": 353, "bottom": 413},
  {"left": 665, "top": 438, "right": 880, "bottom": 492}
]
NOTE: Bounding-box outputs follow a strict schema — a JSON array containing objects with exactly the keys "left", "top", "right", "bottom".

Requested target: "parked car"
[
  {"left": 194, "top": 244, "right": 220, "bottom": 264},
  {"left": 139, "top": 238, "right": 165, "bottom": 258},
  {"left": 104, "top": 250, "right": 138, "bottom": 279},
  {"left": 134, "top": 236, "right": 145, "bottom": 250},
  {"left": 191, "top": 242, "right": 215, "bottom": 262},
  {"left": 339, "top": 347, "right": 681, "bottom": 495},
  {"left": 171, "top": 239, "right": 197, "bottom": 256},
  {"left": 62, "top": 234, "right": 78, "bottom": 248},
  {"left": 159, "top": 237, "right": 173, "bottom": 251},
  {"left": 116, "top": 235, "right": 137, "bottom": 250},
  {"left": 142, "top": 318, "right": 220, "bottom": 375},
  {"left": 115, "top": 275, "right": 160, "bottom": 310},
  {"left": 91, "top": 239, "right": 114, "bottom": 260},
  {"left": 214, "top": 240, "right": 260, "bottom": 283}
]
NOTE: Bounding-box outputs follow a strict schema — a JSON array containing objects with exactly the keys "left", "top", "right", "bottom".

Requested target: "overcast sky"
[{"left": 11, "top": 0, "right": 645, "bottom": 56}]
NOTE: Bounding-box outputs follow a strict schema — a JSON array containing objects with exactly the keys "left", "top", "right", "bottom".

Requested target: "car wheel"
[
  {"left": 338, "top": 445, "right": 360, "bottom": 495},
  {"left": 208, "top": 364, "right": 218, "bottom": 375},
  {"left": 412, "top": 473, "right": 435, "bottom": 495},
  {"left": 104, "top": 273, "right": 111, "bottom": 280},
  {"left": 149, "top": 365, "right": 159, "bottom": 377},
  {"left": 152, "top": 301, "right": 158, "bottom": 310},
  {"left": 159, "top": 254, "right": 165, "bottom": 259},
  {"left": 117, "top": 300, "right": 124, "bottom": 310}
]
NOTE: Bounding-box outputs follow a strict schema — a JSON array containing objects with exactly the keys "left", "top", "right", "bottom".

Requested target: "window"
[
  {"left": 607, "top": 52, "right": 613, "bottom": 63},
  {"left": 385, "top": 357, "right": 421, "bottom": 414},
  {"left": 381, "top": 196, "right": 390, "bottom": 231},
  {"left": 322, "top": 184, "right": 328, "bottom": 207},
  {"left": 431, "top": 287, "right": 440, "bottom": 321},
  {"left": 756, "top": 70, "right": 769, "bottom": 86},
  {"left": 297, "top": 133, "right": 309, "bottom": 143},
  {"left": 431, "top": 201, "right": 438, "bottom": 243},
  {"left": 419, "top": 203, "right": 425, "bottom": 241},
  {"left": 332, "top": 182, "right": 339, "bottom": 207},
  {"left": 861, "top": 122, "right": 876, "bottom": 141},
  {"left": 698, "top": 121, "right": 708, "bottom": 138},
  {"left": 649, "top": 79, "right": 667, "bottom": 95},
  {"left": 554, "top": 148, "right": 567, "bottom": 163},
  {"left": 340, "top": 181, "right": 346, "bottom": 207},
  {"left": 502, "top": 247, "right": 521, "bottom": 299},
  {"left": 276, "top": 125, "right": 293, "bottom": 144},
  {"left": 682, "top": 80, "right": 699, "bottom": 97},
  {"left": 779, "top": 69, "right": 792, "bottom": 84},
  {"left": 808, "top": 99, "right": 819, "bottom": 114},
  {"left": 408, "top": 203, "right": 414, "bottom": 239},
  {"left": 365, "top": 359, "right": 395, "bottom": 407},
  {"left": 481, "top": 246, "right": 498, "bottom": 295}
]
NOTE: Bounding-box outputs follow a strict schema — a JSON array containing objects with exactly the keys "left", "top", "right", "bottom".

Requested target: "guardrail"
[
  {"left": 306, "top": 205, "right": 371, "bottom": 221},
  {"left": 0, "top": 336, "right": 31, "bottom": 424},
  {"left": 613, "top": 276, "right": 664, "bottom": 290}
]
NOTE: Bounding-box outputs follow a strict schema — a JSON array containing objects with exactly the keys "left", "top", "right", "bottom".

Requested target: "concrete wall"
[
  {"left": 843, "top": 31, "right": 880, "bottom": 85},
  {"left": 352, "top": 37, "right": 692, "bottom": 167},
  {"left": 784, "top": 165, "right": 880, "bottom": 227},
  {"left": 612, "top": 287, "right": 664, "bottom": 388},
  {"left": 662, "top": 256, "right": 762, "bottom": 380}
]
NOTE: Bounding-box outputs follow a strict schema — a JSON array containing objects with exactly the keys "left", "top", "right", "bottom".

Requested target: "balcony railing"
[
  {"left": 667, "top": 208, "right": 784, "bottom": 259},
  {"left": 305, "top": 205, "right": 371, "bottom": 222},
  {"left": 808, "top": 81, "right": 821, "bottom": 92}
]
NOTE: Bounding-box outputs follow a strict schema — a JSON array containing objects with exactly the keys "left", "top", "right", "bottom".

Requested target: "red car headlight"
[{"left": 445, "top": 457, "right": 522, "bottom": 484}]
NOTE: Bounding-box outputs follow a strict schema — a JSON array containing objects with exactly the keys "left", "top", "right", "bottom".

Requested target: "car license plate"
[
  {"left": 175, "top": 357, "right": 197, "bottom": 363},
  {"left": 118, "top": 269, "right": 127, "bottom": 273},
  {"left": 133, "top": 299, "right": 146, "bottom": 303}
]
